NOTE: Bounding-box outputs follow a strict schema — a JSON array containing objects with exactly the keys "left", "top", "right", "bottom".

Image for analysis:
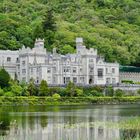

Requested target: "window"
[
  {"left": 22, "top": 77, "right": 26, "bottom": 81},
  {"left": 89, "top": 68, "right": 93, "bottom": 73},
  {"left": 64, "top": 77, "right": 70, "bottom": 84},
  {"left": 36, "top": 77, "right": 39, "bottom": 84},
  {"left": 98, "top": 68, "right": 103, "bottom": 78},
  {"left": 18, "top": 65, "right": 20, "bottom": 70},
  {"left": 106, "top": 78, "right": 110, "bottom": 84},
  {"left": 73, "top": 67, "right": 77, "bottom": 73},
  {"left": 71, "top": 58, "right": 75, "bottom": 62},
  {"left": 89, "top": 59, "right": 93, "bottom": 62},
  {"left": 47, "top": 76, "right": 51, "bottom": 82},
  {"left": 48, "top": 76, "right": 51, "bottom": 81},
  {"left": 53, "top": 77, "right": 56, "bottom": 83},
  {"left": 47, "top": 68, "right": 51, "bottom": 73},
  {"left": 16, "top": 58, "right": 19, "bottom": 62},
  {"left": 112, "top": 78, "right": 116, "bottom": 84},
  {"left": 53, "top": 67, "right": 56, "bottom": 73},
  {"left": 22, "top": 61, "right": 25, "bottom": 65},
  {"left": 37, "top": 67, "right": 39, "bottom": 72},
  {"left": 80, "top": 77, "right": 84, "bottom": 83},
  {"left": 73, "top": 77, "right": 77, "bottom": 83},
  {"left": 7, "top": 57, "right": 11, "bottom": 62},
  {"left": 106, "top": 68, "right": 108, "bottom": 74},
  {"left": 64, "top": 67, "right": 70, "bottom": 73},
  {"left": 112, "top": 68, "right": 115, "bottom": 74},
  {"left": 22, "top": 69, "right": 26, "bottom": 75},
  {"left": 30, "top": 68, "right": 33, "bottom": 73},
  {"left": 66, "top": 77, "right": 70, "bottom": 83}
]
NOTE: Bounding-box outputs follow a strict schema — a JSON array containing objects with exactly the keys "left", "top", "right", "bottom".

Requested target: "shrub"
[
  {"left": 4, "top": 91, "right": 14, "bottom": 97},
  {"left": 90, "top": 90, "right": 103, "bottom": 97},
  {"left": 105, "top": 86, "right": 114, "bottom": 96},
  {"left": 52, "top": 93, "right": 61, "bottom": 101},
  {"left": 83, "top": 86, "right": 103, "bottom": 96},
  {"left": 75, "top": 88, "right": 83, "bottom": 97},
  {"left": 137, "top": 89, "right": 140, "bottom": 95},
  {"left": 121, "top": 80, "right": 134, "bottom": 84},
  {"left": 59, "top": 88, "right": 67, "bottom": 97},
  {"left": 93, "top": 86, "right": 104, "bottom": 92},
  {"left": 0, "top": 69, "right": 10, "bottom": 88},
  {"left": 135, "top": 82, "right": 140, "bottom": 85},
  {"left": 49, "top": 87, "right": 61, "bottom": 96},
  {"left": 11, "top": 84, "right": 22, "bottom": 96},
  {"left": 114, "top": 89, "right": 125, "bottom": 97},
  {"left": 0, "top": 88, "right": 4, "bottom": 96},
  {"left": 66, "top": 81, "right": 76, "bottom": 97}
]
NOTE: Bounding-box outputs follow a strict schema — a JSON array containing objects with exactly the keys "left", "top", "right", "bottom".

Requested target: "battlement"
[{"left": 34, "top": 38, "right": 44, "bottom": 48}]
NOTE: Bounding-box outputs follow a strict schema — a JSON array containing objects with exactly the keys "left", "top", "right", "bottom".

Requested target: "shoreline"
[{"left": 0, "top": 96, "right": 140, "bottom": 106}]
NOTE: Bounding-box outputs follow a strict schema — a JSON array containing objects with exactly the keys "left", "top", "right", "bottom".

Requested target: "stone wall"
[{"left": 119, "top": 72, "right": 140, "bottom": 83}]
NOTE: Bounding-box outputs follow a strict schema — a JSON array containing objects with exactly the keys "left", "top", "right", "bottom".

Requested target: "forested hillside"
[{"left": 0, "top": 0, "right": 140, "bottom": 65}]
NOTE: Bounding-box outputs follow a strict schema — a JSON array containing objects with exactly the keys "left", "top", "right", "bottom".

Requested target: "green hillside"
[{"left": 0, "top": 0, "right": 140, "bottom": 65}]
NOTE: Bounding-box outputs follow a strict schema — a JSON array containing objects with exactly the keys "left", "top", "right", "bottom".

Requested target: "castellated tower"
[
  {"left": 76, "top": 37, "right": 86, "bottom": 54},
  {"left": 76, "top": 37, "right": 83, "bottom": 47},
  {"left": 34, "top": 38, "right": 44, "bottom": 48}
]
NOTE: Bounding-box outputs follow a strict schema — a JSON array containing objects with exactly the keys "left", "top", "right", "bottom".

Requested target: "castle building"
[{"left": 0, "top": 38, "right": 119, "bottom": 85}]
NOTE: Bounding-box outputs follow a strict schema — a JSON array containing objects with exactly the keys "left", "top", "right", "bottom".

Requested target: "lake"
[{"left": 0, "top": 104, "right": 140, "bottom": 140}]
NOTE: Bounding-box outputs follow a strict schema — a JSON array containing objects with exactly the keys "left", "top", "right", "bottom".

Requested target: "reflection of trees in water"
[
  {"left": 120, "top": 129, "right": 140, "bottom": 140},
  {"left": 0, "top": 110, "right": 11, "bottom": 136},
  {"left": 40, "top": 116, "right": 48, "bottom": 128}
]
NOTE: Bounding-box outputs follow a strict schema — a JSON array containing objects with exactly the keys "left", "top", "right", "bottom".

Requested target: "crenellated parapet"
[{"left": 76, "top": 37, "right": 97, "bottom": 56}]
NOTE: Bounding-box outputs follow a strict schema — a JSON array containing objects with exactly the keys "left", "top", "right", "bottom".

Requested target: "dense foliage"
[
  {"left": 0, "top": 69, "right": 10, "bottom": 88},
  {"left": 0, "top": 72, "right": 136, "bottom": 98},
  {"left": 0, "top": 68, "right": 138, "bottom": 97},
  {"left": 1, "top": 0, "right": 140, "bottom": 65}
]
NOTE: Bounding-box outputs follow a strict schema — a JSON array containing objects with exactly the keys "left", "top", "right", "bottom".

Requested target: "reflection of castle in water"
[{"left": 1, "top": 106, "right": 124, "bottom": 140}]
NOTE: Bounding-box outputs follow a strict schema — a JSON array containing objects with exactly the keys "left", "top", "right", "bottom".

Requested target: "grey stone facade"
[{"left": 0, "top": 38, "right": 119, "bottom": 85}]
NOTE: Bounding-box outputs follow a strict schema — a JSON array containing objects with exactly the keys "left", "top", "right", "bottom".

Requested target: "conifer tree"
[
  {"left": 39, "top": 80, "right": 48, "bottom": 96},
  {"left": 27, "top": 78, "right": 38, "bottom": 96},
  {"left": 66, "top": 81, "right": 76, "bottom": 97}
]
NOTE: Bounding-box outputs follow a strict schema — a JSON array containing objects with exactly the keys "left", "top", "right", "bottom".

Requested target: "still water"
[{"left": 0, "top": 104, "right": 140, "bottom": 140}]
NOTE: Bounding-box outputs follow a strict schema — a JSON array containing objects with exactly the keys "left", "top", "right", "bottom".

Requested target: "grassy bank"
[{"left": 0, "top": 96, "right": 140, "bottom": 106}]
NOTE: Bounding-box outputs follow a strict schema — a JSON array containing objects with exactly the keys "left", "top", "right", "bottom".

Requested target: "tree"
[
  {"left": 52, "top": 93, "right": 61, "bottom": 101},
  {"left": 137, "top": 89, "right": 140, "bottom": 95},
  {"left": 20, "top": 81, "right": 29, "bottom": 96},
  {"left": 0, "top": 87, "right": 4, "bottom": 96},
  {"left": 42, "top": 9, "right": 56, "bottom": 31},
  {"left": 66, "top": 81, "right": 76, "bottom": 97},
  {"left": 42, "top": 9, "right": 56, "bottom": 49},
  {"left": 0, "top": 0, "right": 140, "bottom": 65},
  {"left": 60, "top": 45, "right": 75, "bottom": 54},
  {"left": 11, "top": 83, "right": 22, "bottom": 96},
  {"left": 33, "top": 24, "right": 44, "bottom": 39},
  {"left": 0, "top": 68, "right": 10, "bottom": 88},
  {"left": 75, "top": 88, "right": 83, "bottom": 97},
  {"left": 114, "top": 89, "right": 125, "bottom": 97},
  {"left": 105, "top": 86, "right": 114, "bottom": 96},
  {"left": 27, "top": 79, "right": 38, "bottom": 96},
  {"left": 39, "top": 80, "right": 48, "bottom": 96},
  {"left": 90, "top": 90, "right": 103, "bottom": 97}
]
